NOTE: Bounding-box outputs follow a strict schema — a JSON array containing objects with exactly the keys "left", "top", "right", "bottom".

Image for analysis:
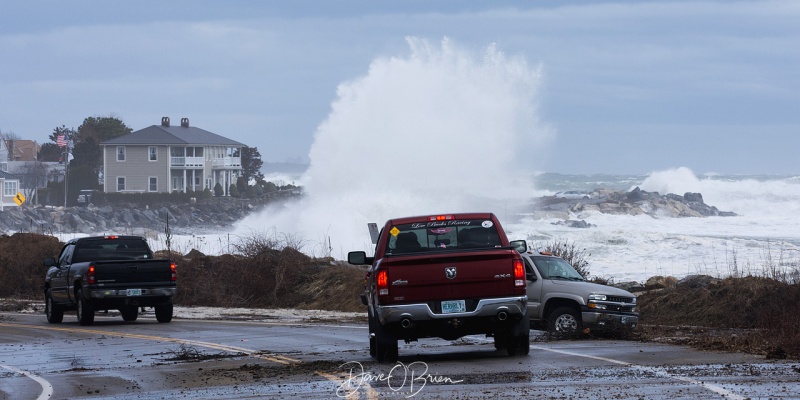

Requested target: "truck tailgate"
[
  {"left": 94, "top": 260, "right": 173, "bottom": 285},
  {"left": 381, "top": 249, "right": 520, "bottom": 303}
]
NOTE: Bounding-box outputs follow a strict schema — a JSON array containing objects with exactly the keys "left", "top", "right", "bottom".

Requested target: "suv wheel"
[{"left": 548, "top": 306, "right": 581, "bottom": 336}]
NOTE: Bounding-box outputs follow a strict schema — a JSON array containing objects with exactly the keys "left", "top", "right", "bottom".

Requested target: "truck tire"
[
  {"left": 120, "top": 306, "right": 139, "bottom": 322},
  {"left": 548, "top": 306, "right": 581, "bottom": 336},
  {"left": 372, "top": 316, "right": 398, "bottom": 363},
  {"left": 506, "top": 314, "right": 531, "bottom": 356},
  {"left": 77, "top": 291, "right": 95, "bottom": 326},
  {"left": 493, "top": 333, "right": 507, "bottom": 351},
  {"left": 45, "top": 290, "right": 63, "bottom": 324},
  {"left": 368, "top": 313, "right": 377, "bottom": 357},
  {"left": 155, "top": 303, "right": 173, "bottom": 323}
]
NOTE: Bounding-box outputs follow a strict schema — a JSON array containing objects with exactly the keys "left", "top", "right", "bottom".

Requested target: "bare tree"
[{"left": 11, "top": 161, "right": 49, "bottom": 205}]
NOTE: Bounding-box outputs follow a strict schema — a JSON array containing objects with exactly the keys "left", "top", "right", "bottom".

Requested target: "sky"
[{"left": 0, "top": 0, "right": 798, "bottom": 175}]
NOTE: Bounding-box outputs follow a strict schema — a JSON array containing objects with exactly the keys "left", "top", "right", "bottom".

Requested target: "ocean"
[{"left": 212, "top": 169, "right": 798, "bottom": 284}]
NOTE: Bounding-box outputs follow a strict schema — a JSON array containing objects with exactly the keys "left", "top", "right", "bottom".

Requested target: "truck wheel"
[
  {"left": 493, "top": 333, "right": 507, "bottom": 351},
  {"left": 155, "top": 303, "right": 173, "bottom": 323},
  {"left": 506, "top": 315, "right": 531, "bottom": 356},
  {"left": 76, "top": 291, "right": 95, "bottom": 326},
  {"left": 45, "top": 290, "right": 63, "bottom": 324},
  {"left": 548, "top": 307, "right": 581, "bottom": 336},
  {"left": 120, "top": 306, "right": 139, "bottom": 322},
  {"left": 373, "top": 318, "right": 398, "bottom": 363},
  {"left": 368, "top": 314, "right": 377, "bottom": 357}
]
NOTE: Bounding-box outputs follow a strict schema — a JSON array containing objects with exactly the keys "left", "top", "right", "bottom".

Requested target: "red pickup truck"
[{"left": 348, "top": 213, "right": 530, "bottom": 362}]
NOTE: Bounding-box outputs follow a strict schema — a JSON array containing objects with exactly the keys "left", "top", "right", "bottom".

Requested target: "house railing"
[
  {"left": 170, "top": 156, "right": 205, "bottom": 167},
  {"left": 212, "top": 157, "right": 241, "bottom": 168}
]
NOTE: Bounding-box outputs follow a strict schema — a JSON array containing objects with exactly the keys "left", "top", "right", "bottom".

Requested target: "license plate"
[
  {"left": 441, "top": 300, "right": 466, "bottom": 314},
  {"left": 126, "top": 289, "right": 142, "bottom": 296}
]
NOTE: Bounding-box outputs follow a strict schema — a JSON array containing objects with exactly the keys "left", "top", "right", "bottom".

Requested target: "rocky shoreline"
[
  {"left": 0, "top": 187, "right": 735, "bottom": 237},
  {"left": 531, "top": 187, "right": 736, "bottom": 227},
  {"left": 0, "top": 191, "right": 299, "bottom": 236}
]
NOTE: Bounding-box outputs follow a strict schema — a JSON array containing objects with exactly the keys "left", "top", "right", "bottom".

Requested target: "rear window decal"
[
  {"left": 482, "top": 221, "right": 494, "bottom": 228},
  {"left": 390, "top": 226, "right": 400, "bottom": 237}
]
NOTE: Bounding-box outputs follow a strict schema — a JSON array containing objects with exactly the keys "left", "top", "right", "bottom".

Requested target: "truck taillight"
[
  {"left": 513, "top": 259, "right": 525, "bottom": 287},
  {"left": 376, "top": 270, "right": 389, "bottom": 296},
  {"left": 87, "top": 264, "right": 96, "bottom": 284},
  {"left": 170, "top": 262, "right": 177, "bottom": 281}
]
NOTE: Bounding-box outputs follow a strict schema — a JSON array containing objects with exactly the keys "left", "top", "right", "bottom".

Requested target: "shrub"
[
  {"left": 539, "top": 240, "right": 591, "bottom": 279},
  {"left": 228, "top": 184, "right": 240, "bottom": 198}
]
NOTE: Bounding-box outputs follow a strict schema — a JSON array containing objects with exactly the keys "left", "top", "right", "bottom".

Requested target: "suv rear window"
[{"left": 385, "top": 219, "right": 502, "bottom": 254}]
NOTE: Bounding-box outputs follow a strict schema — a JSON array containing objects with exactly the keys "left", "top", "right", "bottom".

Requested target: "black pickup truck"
[{"left": 44, "top": 235, "right": 176, "bottom": 326}]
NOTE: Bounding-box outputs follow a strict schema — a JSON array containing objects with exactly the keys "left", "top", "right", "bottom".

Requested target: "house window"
[
  {"left": 116, "top": 146, "right": 126, "bottom": 162},
  {"left": 149, "top": 177, "right": 158, "bottom": 192},
  {"left": 3, "top": 181, "right": 16, "bottom": 196},
  {"left": 149, "top": 146, "right": 158, "bottom": 161},
  {"left": 0, "top": 162, "right": 7, "bottom": 172},
  {"left": 117, "top": 177, "right": 126, "bottom": 192}
]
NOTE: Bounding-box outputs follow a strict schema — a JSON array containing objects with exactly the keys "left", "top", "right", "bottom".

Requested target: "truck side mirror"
[
  {"left": 348, "top": 251, "right": 374, "bottom": 265},
  {"left": 43, "top": 258, "right": 56, "bottom": 267},
  {"left": 526, "top": 272, "right": 537, "bottom": 282},
  {"left": 510, "top": 240, "right": 527, "bottom": 253}
]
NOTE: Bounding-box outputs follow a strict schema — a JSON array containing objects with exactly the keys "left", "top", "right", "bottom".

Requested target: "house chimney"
[
  {"left": 181, "top": 118, "right": 189, "bottom": 128},
  {"left": 162, "top": 117, "right": 170, "bottom": 127}
]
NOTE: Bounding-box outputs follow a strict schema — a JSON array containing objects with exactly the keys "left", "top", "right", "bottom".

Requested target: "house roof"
[
  {"left": 0, "top": 170, "right": 19, "bottom": 180},
  {"left": 101, "top": 123, "right": 245, "bottom": 147}
]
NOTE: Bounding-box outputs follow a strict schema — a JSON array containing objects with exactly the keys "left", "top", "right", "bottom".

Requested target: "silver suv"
[{"left": 520, "top": 250, "right": 638, "bottom": 334}]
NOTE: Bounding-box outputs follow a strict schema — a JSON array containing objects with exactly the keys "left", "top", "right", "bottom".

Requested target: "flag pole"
[{"left": 64, "top": 140, "right": 68, "bottom": 207}]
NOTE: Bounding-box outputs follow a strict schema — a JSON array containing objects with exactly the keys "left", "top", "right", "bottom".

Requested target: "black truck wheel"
[
  {"left": 76, "top": 291, "right": 95, "bottom": 326},
  {"left": 368, "top": 312, "right": 377, "bottom": 357},
  {"left": 45, "top": 290, "right": 63, "bottom": 324},
  {"left": 506, "top": 313, "right": 531, "bottom": 356},
  {"left": 373, "top": 316, "right": 398, "bottom": 363},
  {"left": 155, "top": 303, "right": 173, "bottom": 323},
  {"left": 120, "top": 306, "right": 139, "bottom": 322}
]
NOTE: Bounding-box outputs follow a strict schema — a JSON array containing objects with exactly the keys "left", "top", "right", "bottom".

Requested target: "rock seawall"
[{"left": 0, "top": 192, "right": 299, "bottom": 235}]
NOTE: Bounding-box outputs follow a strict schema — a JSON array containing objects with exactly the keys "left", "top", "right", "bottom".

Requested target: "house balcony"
[
  {"left": 212, "top": 157, "right": 241, "bottom": 169},
  {"left": 170, "top": 157, "right": 204, "bottom": 168}
]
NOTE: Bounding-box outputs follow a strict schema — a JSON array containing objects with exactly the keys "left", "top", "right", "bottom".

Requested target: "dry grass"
[
  {"left": 637, "top": 276, "right": 800, "bottom": 359},
  {"left": 0, "top": 233, "right": 62, "bottom": 299}
]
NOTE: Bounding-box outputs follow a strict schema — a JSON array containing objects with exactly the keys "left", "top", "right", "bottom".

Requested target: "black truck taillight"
[
  {"left": 170, "top": 262, "right": 177, "bottom": 281},
  {"left": 87, "top": 264, "right": 96, "bottom": 284}
]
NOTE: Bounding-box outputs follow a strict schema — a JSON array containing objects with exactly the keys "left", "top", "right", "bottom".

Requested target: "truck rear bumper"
[
  {"left": 581, "top": 310, "right": 638, "bottom": 329},
  {"left": 376, "top": 296, "right": 527, "bottom": 325},
  {"left": 89, "top": 287, "right": 176, "bottom": 299}
]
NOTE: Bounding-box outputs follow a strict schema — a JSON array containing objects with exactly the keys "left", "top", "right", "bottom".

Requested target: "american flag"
[{"left": 57, "top": 134, "right": 67, "bottom": 147}]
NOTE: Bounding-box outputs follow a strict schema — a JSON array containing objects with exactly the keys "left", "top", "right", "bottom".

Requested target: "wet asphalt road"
[{"left": 1, "top": 311, "right": 799, "bottom": 399}]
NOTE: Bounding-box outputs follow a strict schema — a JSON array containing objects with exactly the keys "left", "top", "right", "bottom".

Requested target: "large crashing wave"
[{"left": 235, "top": 37, "right": 549, "bottom": 257}]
